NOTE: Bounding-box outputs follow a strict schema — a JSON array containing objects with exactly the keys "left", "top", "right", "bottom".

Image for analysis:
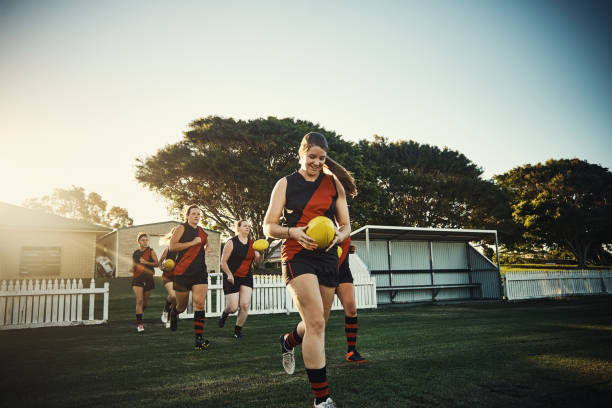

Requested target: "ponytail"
[{"left": 325, "top": 157, "right": 357, "bottom": 197}]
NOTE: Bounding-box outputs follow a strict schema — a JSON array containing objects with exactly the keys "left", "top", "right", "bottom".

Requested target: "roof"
[
  {"left": 351, "top": 225, "right": 497, "bottom": 242},
  {"left": 0, "top": 202, "right": 113, "bottom": 233},
  {"left": 99, "top": 220, "right": 221, "bottom": 240}
]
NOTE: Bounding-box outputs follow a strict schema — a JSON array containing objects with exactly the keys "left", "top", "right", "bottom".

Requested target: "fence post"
[
  {"left": 102, "top": 282, "right": 109, "bottom": 322},
  {"left": 58, "top": 279, "right": 66, "bottom": 322},
  {"left": 12, "top": 280, "right": 21, "bottom": 324},
  {"left": 77, "top": 279, "right": 83, "bottom": 322},
  {"left": 26, "top": 280, "right": 34, "bottom": 324},
  {"left": 0, "top": 280, "right": 6, "bottom": 325},
  {"left": 89, "top": 279, "right": 95, "bottom": 321},
  {"left": 46, "top": 280, "right": 53, "bottom": 323},
  {"left": 32, "top": 280, "right": 40, "bottom": 324},
  {"left": 63, "top": 279, "right": 71, "bottom": 322}
]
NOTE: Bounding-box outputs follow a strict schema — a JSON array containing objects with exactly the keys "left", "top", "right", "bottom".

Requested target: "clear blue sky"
[{"left": 1, "top": 0, "right": 611, "bottom": 225}]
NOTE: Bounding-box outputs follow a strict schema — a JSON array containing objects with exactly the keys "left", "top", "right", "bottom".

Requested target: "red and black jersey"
[
  {"left": 339, "top": 236, "right": 350, "bottom": 267},
  {"left": 132, "top": 247, "right": 154, "bottom": 278},
  {"left": 282, "top": 171, "right": 338, "bottom": 261},
  {"left": 174, "top": 222, "right": 208, "bottom": 276},
  {"left": 226, "top": 236, "right": 255, "bottom": 278}
]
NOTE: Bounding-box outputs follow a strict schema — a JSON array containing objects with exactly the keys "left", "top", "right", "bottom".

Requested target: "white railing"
[
  {"left": 0, "top": 279, "right": 109, "bottom": 330},
  {"left": 182, "top": 273, "right": 378, "bottom": 318},
  {"left": 503, "top": 269, "right": 612, "bottom": 301}
]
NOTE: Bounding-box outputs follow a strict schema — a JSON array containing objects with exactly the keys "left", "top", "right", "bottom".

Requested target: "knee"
[
  {"left": 305, "top": 317, "right": 326, "bottom": 336},
  {"left": 228, "top": 306, "right": 238, "bottom": 313},
  {"left": 135, "top": 299, "right": 144, "bottom": 307},
  {"left": 345, "top": 305, "right": 357, "bottom": 317},
  {"left": 193, "top": 301, "right": 204, "bottom": 310},
  {"left": 239, "top": 302, "right": 250, "bottom": 312}
]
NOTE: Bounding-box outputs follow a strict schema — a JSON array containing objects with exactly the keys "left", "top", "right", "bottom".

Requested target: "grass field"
[{"left": 1, "top": 278, "right": 611, "bottom": 408}]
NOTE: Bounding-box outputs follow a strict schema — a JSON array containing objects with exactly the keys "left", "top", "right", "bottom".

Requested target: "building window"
[{"left": 19, "top": 246, "right": 61, "bottom": 276}]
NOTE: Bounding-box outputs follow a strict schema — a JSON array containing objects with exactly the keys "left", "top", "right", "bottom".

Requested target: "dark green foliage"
[
  {"left": 1, "top": 278, "right": 611, "bottom": 407},
  {"left": 495, "top": 159, "right": 612, "bottom": 266}
]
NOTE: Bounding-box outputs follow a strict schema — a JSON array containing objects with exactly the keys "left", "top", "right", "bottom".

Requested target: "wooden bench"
[{"left": 377, "top": 283, "right": 482, "bottom": 302}]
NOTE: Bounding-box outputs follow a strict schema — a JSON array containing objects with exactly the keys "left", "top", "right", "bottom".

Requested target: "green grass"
[{"left": 1, "top": 278, "right": 611, "bottom": 407}]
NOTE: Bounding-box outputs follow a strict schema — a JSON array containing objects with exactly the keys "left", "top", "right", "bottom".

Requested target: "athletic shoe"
[
  {"left": 161, "top": 310, "right": 168, "bottom": 323},
  {"left": 170, "top": 309, "right": 178, "bottom": 331},
  {"left": 314, "top": 397, "right": 336, "bottom": 408},
  {"left": 346, "top": 350, "right": 366, "bottom": 364},
  {"left": 279, "top": 334, "right": 295, "bottom": 375},
  {"left": 137, "top": 323, "right": 144, "bottom": 333},
  {"left": 218, "top": 314, "right": 227, "bottom": 328},
  {"left": 165, "top": 320, "right": 171, "bottom": 329},
  {"left": 195, "top": 336, "right": 210, "bottom": 350},
  {"left": 233, "top": 331, "right": 242, "bottom": 339}
]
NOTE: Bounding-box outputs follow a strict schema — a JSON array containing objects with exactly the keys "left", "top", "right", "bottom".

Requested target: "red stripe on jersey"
[
  {"left": 174, "top": 227, "right": 208, "bottom": 276},
  {"left": 282, "top": 174, "right": 337, "bottom": 261},
  {"left": 234, "top": 239, "right": 255, "bottom": 278},
  {"left": 339, "top": 236, "right": 351, "bottom": 266}
]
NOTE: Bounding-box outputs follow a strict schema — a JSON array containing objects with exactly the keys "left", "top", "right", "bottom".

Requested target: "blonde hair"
[
  {"left": 299, "top": 132, "right": 357, "bottom": 197},
  {"left": 159, "top": 226, "right": 178, "bottom": 246}
]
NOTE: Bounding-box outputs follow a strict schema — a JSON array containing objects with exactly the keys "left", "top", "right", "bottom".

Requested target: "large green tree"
[
  {"left": 494, "top": 159, "right": 612, "bottom": 266},
  {"left": 23, "top": 186, "right": 134, "bottom": 228},
  {"left": 349, "top": 136, "right": 518, "bottom": 243},
  {"left": 135, "top": 116, "right": 355, "bottom": 240}
]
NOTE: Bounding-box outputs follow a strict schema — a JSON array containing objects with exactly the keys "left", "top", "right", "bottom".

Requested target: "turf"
[{"left": 1, "top": 278, "right": 611, "bottom": 407}]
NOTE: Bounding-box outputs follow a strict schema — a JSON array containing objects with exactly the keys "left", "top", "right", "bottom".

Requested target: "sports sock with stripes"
[
  {"left": 306, "top": 366, "right": 329, "bottom": 404},
  {"left": 345, "top": 315, "right": 358, "bottom": 352},
  {"left": 164, "top": 300, "right": 172, "bottom": 312},
  {"left": 283, "top": 325, "right": 303, "bottom": 350},
  {"left": 194, "top": 310, "right": 205, "bottom": 337},
  {"left": 234, "top": 325, "right": 242, "bottom": 335},
  {"left": 136, "top": 314, "right": 143, "bottom": 325}
]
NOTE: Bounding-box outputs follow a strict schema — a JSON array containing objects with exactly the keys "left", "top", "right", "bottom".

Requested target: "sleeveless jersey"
[
  {"left": 132, "top": 247, "right": 153, "bottom": 278},
  {"left": 227, "top": 236, "right": 255, "bottom": 278},
  {"left": 173, "top": 222, "right": 208, "bottom": 276},
  {"left": 282, "top": 171, "right": 338, "bottom": 261}
]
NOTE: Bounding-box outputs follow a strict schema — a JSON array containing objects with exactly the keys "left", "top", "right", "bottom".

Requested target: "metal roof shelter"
[{"left": 350, "top": 225, "right": 502, "bottom": 304}]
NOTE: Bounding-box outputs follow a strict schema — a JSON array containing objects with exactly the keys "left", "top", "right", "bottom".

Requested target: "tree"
[
  {"left": 23, "top": 186, "right": 134, "bottom": 228},
  {"left": 135, "top": 116, "right": 356, "bottom": 241},
  {"left": 349, "top": 136, "right": 518, "bottom": 243},
  {"left": 494, "top": 159, "right": 612, "bottom": 266}
]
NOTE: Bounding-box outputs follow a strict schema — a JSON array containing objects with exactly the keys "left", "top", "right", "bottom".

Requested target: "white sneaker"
[
  {"left": 314, "top": 397, "right": 336, "bottom": 408},
  {"left": 161, "top": 310, "right": 168, "bottom": 323},
  {"left": 137, "top": 323, "right": 144, "bottom": 333},
  {"left": 165, "top": 320, "right": 171, "bottom": 329},
  {"left": 280, "top": 334, "right": 295, "bottom": 375}
]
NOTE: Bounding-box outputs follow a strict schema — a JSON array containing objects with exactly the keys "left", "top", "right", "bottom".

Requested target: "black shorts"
[
  {"left": 223, "top": 274, "right": 253, "bottom": 295},
  {"left": 282, "top": 253, "right": 339, "bottom": 288},
  {"left": 338, "top": 260, "right": 354, "bottom": 284},
  {"left": 173, "top": 271, "right": 208, "bottom": 292},
  {"left": 132, "top": 274, "right": 155, "bottom": 291}
]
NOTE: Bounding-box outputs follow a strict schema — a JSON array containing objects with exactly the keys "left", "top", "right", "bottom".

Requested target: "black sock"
[
  {"left": 164, "top": 300, "right": 172, "bottom": 312},
  {"left": 345, "top": 316, "right": 358, "bottom": 352},
  {"left": 283, "top": 324, "right": 303, "bottom": 350},
  {"left": 136, "top": 314, "right": 142, "bottom": 325},
  {"left": 194, "top": 310, "right": 205, "bottom": 338},
  {"left": 234, "top": 325, "right": 242, "bottom": 334},
  {"left": 221, "top": 311, "right": 229, "bottom": 320},
  {"left": 306, "top": 366, "right": 329, "bottom": 404}
]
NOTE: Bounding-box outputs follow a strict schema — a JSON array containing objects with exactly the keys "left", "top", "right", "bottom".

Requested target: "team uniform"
[
  {"left": 281, "top": 171, "right": 340, "bottom": 287},
  {"left": 132, "top": 247, "right": 155, "bottom": 291},
  {"left": 337, "top": 237, "right": 353, "bottom": 284},
  {"left": 173, "top": 222, "right": 208, "bottom": 292},
  {"left": 223, "top": 236, "right": 255, "bottom": 294}
]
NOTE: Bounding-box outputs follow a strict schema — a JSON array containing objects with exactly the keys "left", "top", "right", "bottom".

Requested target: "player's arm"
[
  {"left": 327, "top": 177, "right": 351, "bottom": 251},
  {"left": 220, "top": 239, "right": 234, "bottom": 283},
  {"left": 169, "top": 225, "right": 200, "bottom": 252}
]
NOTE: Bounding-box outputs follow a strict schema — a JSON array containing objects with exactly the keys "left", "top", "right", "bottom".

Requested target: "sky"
[{"left": 1, "top": 0, "right": 611, "bottom": 225}]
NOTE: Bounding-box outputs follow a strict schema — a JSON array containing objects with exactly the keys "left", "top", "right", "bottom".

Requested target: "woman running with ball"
[{"left": 263, "top": 131, "right": 357, "bottom": 408}]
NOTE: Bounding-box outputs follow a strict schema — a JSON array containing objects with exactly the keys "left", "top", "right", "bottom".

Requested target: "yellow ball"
[
  {"left": 306, "top": 216, "right": 336, "bottom": 249},
  {"left": 337, "top": 246, "right": 343, "bottom": 258},
  {"left": 162, "top": 258, "right": 175, "bottom": 271},
  {"left": 252, "top": 239, "right": 269, "bottom": 252}
]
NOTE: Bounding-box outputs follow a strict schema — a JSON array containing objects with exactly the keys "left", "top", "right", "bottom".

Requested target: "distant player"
[
  {"left": 131, "top": 233, "right": 158, "bottom": 333},
  {"left": 158, "top": 227, "right": 178, "bottom": 329},
  {"left": 218, "top": 220, "right": 263, "bottom": 338},
  {"left": 168, "top": 205, "right": 212, "bottom": 350},
  {"left": 336, "top": 238, "right": 366, "bottom": 363}
]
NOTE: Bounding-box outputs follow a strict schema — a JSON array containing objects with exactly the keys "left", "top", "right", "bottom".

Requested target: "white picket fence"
[
  {"left": 182, "top": 273, "right": 378, "bottom": 318},
  {"left": 503, "top": 269, "right": 612, "bottom": 301},
  {"left": 0, "top": 279, "right": 109, "bottom": 330}
]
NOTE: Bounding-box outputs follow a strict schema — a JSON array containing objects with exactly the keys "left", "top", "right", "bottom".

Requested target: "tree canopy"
[
  {"left": 494, "top": 159, "right": 612, "bottom": 266},
  {"left": 135, "top": 116, "right": 354, "bottom": 240},
  {"left": 23, "top": 186, "right": 133, "bottom": 228}
]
